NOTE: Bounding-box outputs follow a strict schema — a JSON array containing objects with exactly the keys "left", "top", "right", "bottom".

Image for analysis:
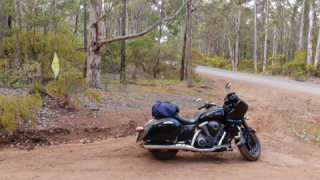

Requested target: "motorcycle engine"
[{"left": 195, "top": 121, "right": 224, "bottom": 148}]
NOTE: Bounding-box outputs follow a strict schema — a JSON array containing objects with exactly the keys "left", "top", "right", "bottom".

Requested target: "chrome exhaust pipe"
[{"left": 140, "top": 144, "right": 230, "bottom": 152}]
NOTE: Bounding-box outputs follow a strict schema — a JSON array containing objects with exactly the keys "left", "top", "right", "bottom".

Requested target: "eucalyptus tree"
[{"left": 86, "top": 0, "right": 186, "bottom": 87}]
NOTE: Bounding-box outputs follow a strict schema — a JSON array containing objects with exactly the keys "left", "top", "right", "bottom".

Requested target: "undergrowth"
[{"left": 0, "top": 93, "right": 42, "bottom": 132}]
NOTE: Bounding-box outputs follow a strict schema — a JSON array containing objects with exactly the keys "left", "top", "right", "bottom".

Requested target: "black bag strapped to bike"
[{"left": 152, "top": 101, "right": 179, "bottom": 119}]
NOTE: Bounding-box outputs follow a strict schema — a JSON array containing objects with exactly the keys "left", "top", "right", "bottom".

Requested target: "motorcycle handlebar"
[{"left": 198, "top": 102, "right": 216, "bottom": 110}]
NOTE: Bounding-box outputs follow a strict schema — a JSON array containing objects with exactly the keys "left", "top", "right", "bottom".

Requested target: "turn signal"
[
  {"left": 136, "top": 127, "right": 143, "bottom": 132},
  {"left": 245, "top": 117, "right": 250, "bottom": 121}
]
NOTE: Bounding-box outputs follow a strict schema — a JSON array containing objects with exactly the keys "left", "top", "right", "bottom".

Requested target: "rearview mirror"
[
  {"left": 196, "top": 98, "right": 202, "bottom": 103},
  {"left": 225, "top": 83, "right": 231, "bottom": 92}
]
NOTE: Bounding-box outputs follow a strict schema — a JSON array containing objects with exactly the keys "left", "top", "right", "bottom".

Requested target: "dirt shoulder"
[{"left": 0, "top": 74, "right": 320, "bottom": 179}]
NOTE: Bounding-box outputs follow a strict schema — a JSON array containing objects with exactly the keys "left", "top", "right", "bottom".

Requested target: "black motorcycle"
[{"left": 136, "top": 83, "right": 261, "bottom": 161}]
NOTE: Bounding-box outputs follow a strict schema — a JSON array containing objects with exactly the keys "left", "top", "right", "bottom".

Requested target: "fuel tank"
[{"left": 199, "top": 107, "right": 225, "bottom": 122}]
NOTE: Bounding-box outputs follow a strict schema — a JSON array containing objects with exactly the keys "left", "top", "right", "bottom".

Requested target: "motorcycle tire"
[
  {"left": 149, "top": 149, "right": 179, "bottom": 160},
  {"left": 238, "top": 132, "right": 261, "bottom": 161}
]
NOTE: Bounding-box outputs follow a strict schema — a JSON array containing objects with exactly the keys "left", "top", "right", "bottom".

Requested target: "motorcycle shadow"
[{"left": 146, "top": 151, "right": 245, "bottom": 164}]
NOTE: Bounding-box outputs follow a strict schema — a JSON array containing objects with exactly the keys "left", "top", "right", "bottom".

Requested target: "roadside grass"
[{"left": 287, "top": 114, "right": 320, "bottom": 145}]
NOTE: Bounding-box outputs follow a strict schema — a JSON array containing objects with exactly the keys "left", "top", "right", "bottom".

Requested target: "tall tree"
[
  {"left": 234, "top": 10, "right": 241, "bottom": 71},
  {"left": 314, "top": 26, "right": 320, "bottom": 68},
  {"left": 263, "top": 0, "right": 269, "bottom": 73},
  {"left": 298, "top": 0, "right": 306, "bottom": 50},
  {"left": 186, "top": 0, "right": 193, "bottom": 86},
  {"left": 84, "top": 0, "right": 88, "bottom": 53},
  {"left": 254, "top": 0, "right": 258, "bottom": 72},
  {"left": 306, "top": 1, "right": 315, "bottom": 66},
  {"left": 86, "top": 0, "right": 185, "bottom": 87},
  {"left": 180, "top": 23, "right": 187, "bottom": 81},
  {"left": 16, "top": 0, "right": 22, "bottom": 64},
  {"left": 120, "top": 0, "right": 127, "bottom": 83}
]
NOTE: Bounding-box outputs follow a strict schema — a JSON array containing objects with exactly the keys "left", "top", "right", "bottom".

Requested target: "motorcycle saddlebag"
[{"left": 139, "top": 119, "right": 181, "bottom": 143}]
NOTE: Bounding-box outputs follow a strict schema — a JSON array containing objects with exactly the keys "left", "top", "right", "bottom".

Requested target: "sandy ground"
[{"left": 1, "top": 74, "right": 320, "bottom": 180}]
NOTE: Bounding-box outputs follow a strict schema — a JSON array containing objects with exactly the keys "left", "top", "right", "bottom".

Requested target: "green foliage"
[
  {"left": 0, "top": 93, "right": 42, "bottom": 132},
  {"left": 203, "top": 55, "right": 231, "bottom": 69},
  {"left": 1, "top": 28, "right": 86, "bottom": 80},
  {"left": 30, "top": 80, "right": 48, "bottom": 95},
  {"left": 284, "top": 51, "right": 307, "bottom": 81},
  {"left": 0, "top": 69, "right": 12, "bottom": 86},
  {"left": 46, "top": 71, "right": 100, "bottom": 108},
  {"left": 20, "top": 61, "right": 42, "bottom": 83},
  {"left": 268, "top": 54, "right": 284, "bottom": 75}
]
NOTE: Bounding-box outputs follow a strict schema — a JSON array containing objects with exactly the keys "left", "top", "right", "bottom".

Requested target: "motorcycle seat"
[{"left": 174, "top": 114, "right": 201, "bottom": 125}]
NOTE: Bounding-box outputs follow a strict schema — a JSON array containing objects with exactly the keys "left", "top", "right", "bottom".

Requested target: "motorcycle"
[{"left": 136, "top": 83, "right": 261, "bottom": 161}]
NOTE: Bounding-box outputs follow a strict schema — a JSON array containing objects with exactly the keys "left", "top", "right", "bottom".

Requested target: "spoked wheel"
[
  {"left": 149, "top": 149, "right": 179, "bottom": 160},
  {"left": 238, "top": 132, "right": 261, "bottom": 161}
]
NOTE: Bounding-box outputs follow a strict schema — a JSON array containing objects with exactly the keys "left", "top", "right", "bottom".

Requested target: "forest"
[
  {"left": 1, "top": 0, "right": 320, "bottom": 86},
  {"left": 0, "top": 0, "right": 320, "bottom": 130}
]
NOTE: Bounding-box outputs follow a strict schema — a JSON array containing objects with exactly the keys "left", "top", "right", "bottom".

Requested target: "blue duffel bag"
[{"left": 152, "top": 101, "right": 179, "bottom": 119}]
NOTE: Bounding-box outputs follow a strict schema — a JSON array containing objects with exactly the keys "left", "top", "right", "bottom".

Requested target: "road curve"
[{"left": 196, "top": 66, "right": 320, "bottom": 95}]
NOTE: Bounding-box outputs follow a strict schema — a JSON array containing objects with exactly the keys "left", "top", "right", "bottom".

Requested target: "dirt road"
[
  {"left": 196, "top": 66, "right": 320, "bottom": 95},
  {"left": 1, "top": 74, "right": 320, "bottom": 180}
]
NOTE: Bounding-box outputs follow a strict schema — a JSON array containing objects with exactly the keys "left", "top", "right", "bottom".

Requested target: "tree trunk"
[
  {"left": 154, "top": 0, "right": 162, "bottom": 79},
  {"left": 86, "top": 0, "right": 102, "bottom": 87},
  {"left": 298, "top": 0, "right": 306, "bottom": 50},
  {"left": 254, "top": 0, "right": 258, "bottom": 73},
  {"left": 120, "top": 0, "right": 126, "bottom": 84},
  {"left": 84, "top": 0, "right": 88, "bottom": 53},
  {"left": 16, "top": 0, "right": 22, "bottom": 65},
  {"left": 288, "top": 1, "right": 298, "bottom": 61},
  {"left": 186, "top": 0, "right": 193, "bottom": 86},
  {"left": 263, "top": 0, "right": 269, "bottom": 73},
  {"left": 306, "top": 2, "right": 315, "bottom": 66},
  {"left": 228, "top": 38, "right": 234, "bottom": 69},
  {"left": 180, "top": 23, "right": 187, "bottom": 81},
  {"left": 314, "top": 27, "right": 320, "bottom": 68},
  {"left": 86, "top": 0, "right": 186, "bottom": 87},
  {"left": 235, "top": 10, "right": 241, "bottom": 71}
]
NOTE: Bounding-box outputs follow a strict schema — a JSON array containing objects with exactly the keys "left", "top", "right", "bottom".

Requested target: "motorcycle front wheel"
[
  {"left": 238, "top": 132, "right": 261, "bottom": 161},
  {"left": 149, "top": 149, "right": 179, "bottom": 160}
]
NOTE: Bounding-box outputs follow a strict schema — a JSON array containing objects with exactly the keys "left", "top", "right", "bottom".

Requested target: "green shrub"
[
  {"left": 0, "top": 69, "right": 12, "bottom": 86},
  {"left": 238, "top": 59, "right": 254, "bottom": 73},
  {"left": 46, "top": 71, "right": 100, "bottom": 108},
  {"left": 206, "top": 56, "right": 230, "bottom": 69},
  {"left": 284, "top": 51, "right": 307, "bottom": 81},
  {"left": 0, "top": 94, "right": 42, "bottom": 132}
]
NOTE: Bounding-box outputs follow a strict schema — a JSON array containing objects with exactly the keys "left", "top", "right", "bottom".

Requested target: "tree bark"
[
  {"left": 86, "top": 0, "right": 103, "bottom": 87},
  {"left": 154, "top": 0, "right": 162, "bottom": 78},
  {"left": 180, "top": 23, "right": 187, "bottom": 81},
  {"left": 186, "top": 0, "right": 193, "bottom": 86},
  {"left": 314, "top": 27, "right": 320, "bottom": 68},
  {"left": 84, "top": 0, "right": 88, "bottom": 53},
  {"left": 288, "top": 0, "right": 298, "bottom": 61},
  {"left": 306, "top": 2, "right": 315, "bottom": 66},
  {"left": 298, "top": 0, "right": 306, "bottom": 50},
  {"left": 16, "top": 0, "right": 22, "bottom": 64},
  {"left": 120, "top": 0, "right": 127, "bottom": 84},
  {"left": 263, "top": 0, "right": 269, "bottom": 73},
  {"left": 254, "top": 0, "right": 258, "bottom": 73},
  {"left": 234, "top": 10, "right": 241, "bottom": 71}
]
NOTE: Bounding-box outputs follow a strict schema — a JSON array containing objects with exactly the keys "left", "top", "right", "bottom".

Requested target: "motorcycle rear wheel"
[
  {"left": 238, "top": 132, "right": 261, "bottom": 161},
  {"left": 149, "top": 149, "right": 179, "bottom": 160}
]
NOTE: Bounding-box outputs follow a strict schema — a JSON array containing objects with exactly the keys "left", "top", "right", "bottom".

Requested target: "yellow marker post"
[{"left": 51, "top": 52, "right": 60, "bottom": 80}]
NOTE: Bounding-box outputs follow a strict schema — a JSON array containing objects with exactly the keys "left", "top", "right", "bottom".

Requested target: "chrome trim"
[
  {"left": 191, "top": 129, "right": 202, "bottom": 147},
  {"left": 218, "top": 131, "right": 226, "bottom": 146},
  {"left": 141, "top": 144, "right": 230, "bottom": 152},
  {"left": 163, "top": 121, "right": 174, "bottom": 125},
  {"left": 235, "top": 126, "right": 243, "bottom": 146},
  {"left": 199, "top": 121, "right": 208, "bottom": 128}
]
